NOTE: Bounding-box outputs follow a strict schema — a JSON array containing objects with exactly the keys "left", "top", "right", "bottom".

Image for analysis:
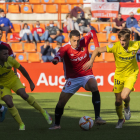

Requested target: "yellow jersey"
[
  {"left": 0, "top": 56, "right": 20, "bottom": 85},
  {"left": 106, "top": 41, "right": 140, "bottom": 78}
]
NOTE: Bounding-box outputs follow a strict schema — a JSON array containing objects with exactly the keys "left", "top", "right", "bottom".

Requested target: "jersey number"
[
  {"left": 115, "top": 79, "right": 120, "bottom": 85},
  {"left": 66, "top": 81, "right": 71, "bottom": 87}
]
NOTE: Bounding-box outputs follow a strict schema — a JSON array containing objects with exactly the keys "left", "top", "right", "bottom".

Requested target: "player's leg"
[
  {"left": 2, "top": 95, "right": 25, "bottom": 130},
  {"left": 49, "top": 91, "right": 73, "bottom": 129},
  {"left": 16, "top": 88, "right": 52, "bottom": 124},
  {"left": 84, "top": 76, "right": 106, "bottom": 125},
  {"left": 115, "top": 92, "right": 125, "bottom": 128},
  {"left": 0, "top": 103, "right": 7, "bottom": 122}
]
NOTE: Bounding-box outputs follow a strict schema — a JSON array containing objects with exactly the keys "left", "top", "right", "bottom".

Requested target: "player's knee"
[
  {"left": 115, "top": 100, "right": 122, "bottom": 106},
  {"left": 90, "top": 86, "right": 98, "bottom": 92},
  {"left": 6, "top": 101, "right": 14, "bottom": 108},
  {"left": 121, "top": 94, "right": 127, "bottom": 100}
]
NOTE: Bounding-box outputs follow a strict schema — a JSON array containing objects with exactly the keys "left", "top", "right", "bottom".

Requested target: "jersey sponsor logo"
[
  {"left": 119, "top": 55, "right": 135, "bottom": 61},
  {"left": 70, "top": 54, "right": 87, "bottom": 61},
  {"left": 0, "top": 71, "right": 10, "bottom": 77},
  {"left": 118, "top": 52, "right": 122, "bottom": 54},
  {"left": 132, "top": 51, "right": 136, "bottom": 55},
  {"left": 70, "top": 54, "right": 74, "bottom": 56},
  {"left": 108, "top": 44, "right": 113, "bottom": 48}
]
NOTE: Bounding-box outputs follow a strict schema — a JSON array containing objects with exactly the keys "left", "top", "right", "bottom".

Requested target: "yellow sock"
[
  {"left": 124, "top": 101, "right": 129, "bottom": 108},
  {"left": 8, "top": 106, "right": 23, "bottom": 125},
  {"left": 116, "top": 104, "right": 123, "bottom": 119},
  {"left": 26, "top": 95, "right": 45, "bottom": 114}
]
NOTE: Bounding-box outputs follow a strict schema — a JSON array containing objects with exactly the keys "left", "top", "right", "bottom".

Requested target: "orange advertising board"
[{"left": 17, "top": 63, "right": 140, "bottom": 93}]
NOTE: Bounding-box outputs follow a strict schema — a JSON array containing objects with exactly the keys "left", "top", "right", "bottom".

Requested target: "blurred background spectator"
[
  {"left": 112, "top": 13, "right": 126, "bottom": 33},
  {"left": 126, "top": 12, "right": 137, "bottom": 32},
  {"left": 54, "top": 42, "right": 62, "bottom": 53},
  {"left": 31, "top": 21, "right": 48, "bottom": 43},
  {"left": 19, "top": 23, "right": 33, "bottom": 43},
  {"left": 132, "top": 19, "right": 140, "bottom": 41},
  {"left": 46, "top": 20, "right": 63, "bottom": 43},
  {"left": 74, "top": 12, "right": 91, "bottom": 34},
  {"left": 0, "top": 8, "right": 13, "bottom": 36},
  {"left": 41, "top": 41, "right": 56, "bottom": 62},
  {"left": 63, "top": 13, "right": 74, "bottom": 33}
]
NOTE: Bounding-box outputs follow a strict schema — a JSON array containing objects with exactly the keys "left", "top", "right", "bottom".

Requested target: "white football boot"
[
  {"left": 124, "top": 106, "right": 131, "bottom": 120},
  {"left": 115, "top": 119, "right": 125, "bottom": 128}
]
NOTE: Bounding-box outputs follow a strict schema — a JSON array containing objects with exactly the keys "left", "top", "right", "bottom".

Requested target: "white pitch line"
[{"left": 75, "top": 93, "right": 92, "bottom": 97}]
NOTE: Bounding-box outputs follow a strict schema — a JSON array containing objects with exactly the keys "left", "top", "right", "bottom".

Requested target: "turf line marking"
[{"left": 75, "top": 93, "right": 92, "bottom": 97}]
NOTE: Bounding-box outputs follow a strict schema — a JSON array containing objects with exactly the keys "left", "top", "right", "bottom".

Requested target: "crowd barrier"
[{"left": 17, "top": 62, "right": 140, "bottom": 93}]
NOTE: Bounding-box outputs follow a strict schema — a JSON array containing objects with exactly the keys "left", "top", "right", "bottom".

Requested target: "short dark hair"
[
  {"left": 69, "top": 30, "right": 80, "bottom": 38},
  {"left": 0, "top": 8, "right": 4, "bottom": 12},
  {"left": 23, "top": 23, "right": 28, "bottom": 29},
  {"left": 118, "top": 28, "right": 131, "bottom": 40},
  {"left": 0, "top": 45, "right": 8, "bottom": 51}
]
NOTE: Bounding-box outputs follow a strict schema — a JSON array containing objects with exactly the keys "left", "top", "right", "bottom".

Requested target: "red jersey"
[
  {"left": 54, "top": 30, "right": 99, "bottom": 79},
  {"left": 0, "top": 41, "right": 13, "bottom": 56},
  {"left": 31, "top": 27, "right": 44, "bottom": 34}
]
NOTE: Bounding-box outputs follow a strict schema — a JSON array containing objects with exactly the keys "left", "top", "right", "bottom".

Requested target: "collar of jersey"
[
  {"left": 68, "top": 41, "right": 79, "bottom": 50},
  {"left": 120, "top": 41, "right": 131, "bottom": 53}
]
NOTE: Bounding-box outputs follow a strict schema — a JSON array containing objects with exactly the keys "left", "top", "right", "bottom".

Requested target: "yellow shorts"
[
  {"left": 0, "top": 76, "right": 25, "bottom": 99},
  {"left": 113, "top": 71, "right": 138, "bottom": 93}
]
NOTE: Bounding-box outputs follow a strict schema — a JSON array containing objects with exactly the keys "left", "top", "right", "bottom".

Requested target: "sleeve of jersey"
[
  {"left": 106, "top": 43, "right": 116, "bottom": 53},
  {"left": 85, "top": 30, "right": 99, "bottom": 47},
  {"left": 10, "top": 57, "right": 20, "bottom": 68},
  {"left": 54, "top": 45, "right": 67, "bottom": 61}
]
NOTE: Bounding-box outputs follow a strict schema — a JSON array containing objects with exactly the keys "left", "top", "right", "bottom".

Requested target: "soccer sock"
[
  {"left": 92, "top": 90, "right": 100, "bottom": 119},
  {"left": 116, "top": 104, "right": 123, "bottom": 119},
  {"left": 8, "top": 106, "right": 23, "bottom": 125},
  {"left": 124, "top": 101, "right": 129, "bottom": 108},
  {"left": 26, "top": 95, "right": 45, "bottom": 114},
  {"left": 55, "top": 105, "right": 64, "bottom": 125}
]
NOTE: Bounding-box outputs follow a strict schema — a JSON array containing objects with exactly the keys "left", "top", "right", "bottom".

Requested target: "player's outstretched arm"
[
  {"left": 18, "top": 65, "right": 35, "bottom": 91},
  {"left": 83, "top": 46, "right": 107, "bottom": 71}
]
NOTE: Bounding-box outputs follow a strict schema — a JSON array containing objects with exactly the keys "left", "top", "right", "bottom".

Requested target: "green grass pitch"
[{"left": 1, "top": 92, "right": 140, "bottom": 140}]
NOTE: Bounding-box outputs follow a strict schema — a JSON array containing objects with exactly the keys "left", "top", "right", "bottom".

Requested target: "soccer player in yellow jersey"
[
  {"left": 83, "top": 29, "right": 139, "bottom": 128},
  {"left": 0, "top": 44, "right": 52, "bottom": 130}
]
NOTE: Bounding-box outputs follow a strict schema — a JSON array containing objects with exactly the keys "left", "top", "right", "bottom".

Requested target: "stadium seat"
[
  {"left": 88, "top": 43, "right": 95, "bottom": 53},
  {"left": 29, "top": 0, "right": 40, "bottom": 3},
  {"left": 94, "top": 53, "right": 104, "bottom": 62},
  {"left": 33, "top": 5, "right": 45, "bottom": 13},
  {"left": 11, "top": 43, "right": 23, "bottom": 53},
  {"left": 100, "top": 43, "right": 110, "bottom": 48},
  {"left": 51, "top": 43, "right": 57, "bottom": 49},
  {"left": 97, "top": 33, "right": 107, "bottom": 42},
  {"left": 79, "top": 0, "right": 83, "bottom": 2},
  {"left": 71, "top": 5, "right": 81, "bottom": 9},
  {"left": 99, "top": 24, "right": 110, "bottom": 32},
  {"left": 0, "top": 4, "right": 6, "bottom": 13},
  {"left": 28, "top": 53, "right": 40, "bottom": 62},
  {"left": 61, "top": 5, "right": 69, "bottom": 13},
  {"left": 11, "top": 24, "right": 21, "bottom": 33},
  {"left": 104, "top": 53, "right": 115, "bottom": 62},
  {"left": 37, "top": 43, "right": 44, "bottom": 52},
  {"left": 21, "top": 5, "right": 32, "bottom": 13},
  {"left": 34, "top": 23, "right": 45, "bottom": 30},
  {"left": 62, "top": 33, "right": 69, "bottom": 42},
  {"left": 1, "top": 32, "right": 6, "bottom": 42},
  {"left": 67, "top": 0, "right": 78, "bottom": 3},
  {"left": 46, "top": 5, "right": 57, "bottom": 13},
  {"left": 90, "top": 24, "right": 99, "bottom": 32},
  {"left": 54, "top": 0, "right": 65, "bottom": 3},
  {"left": 15, "top": 53, "right": 27, "bottom": 62},
  {"left": 24, "top": 43, "right": 36, "bottom": 52},
  {"left": 22, "top": 23, "right": 33, "bottom": 31},
  {"left": 8, "top": 5, "right": 20, "bottom": 13},
  {"left": 7, "top": 33, "right": 20, "bottom": 42},
  {"left": 41, "top": 0, "right": 52, "bottom": 3},
  {"left": 108, "top": 33, "right": 119, "bottom": 42}
]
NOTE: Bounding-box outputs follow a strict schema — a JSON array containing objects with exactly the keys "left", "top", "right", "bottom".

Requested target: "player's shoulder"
[
  {"left": 61, "top": 42, "right": 71, "bottom": 49},
  {"left": 7, "top": 56, "right": 14, "bottom": 61},
  {"left": 1, "top": 42, "right": 10, "bottom": 47},
  {"left": 129, "top": 41, "right": 140, "bottom": 49}
]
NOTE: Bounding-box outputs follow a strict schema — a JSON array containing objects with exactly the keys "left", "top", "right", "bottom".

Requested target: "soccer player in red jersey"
[
  {"left": 0, "top": 29, "right": 15, "bottom": 122},
  {"left": 50, "top": 30, "right": 106, "bottom": 129}
]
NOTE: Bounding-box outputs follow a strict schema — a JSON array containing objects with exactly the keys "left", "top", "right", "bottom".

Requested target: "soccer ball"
[{"left": 79, "top": 116, "right": 94, "bottom": 130}]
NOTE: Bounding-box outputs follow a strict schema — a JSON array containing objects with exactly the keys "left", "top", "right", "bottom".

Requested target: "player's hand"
[
  {"left": 1, "top": 24, "right": 4, "bottom": 27},
  {"left": 82, "top": 60, "right": 93, "bottom": 71},
  {"left": 30, "top": 81, "right": 35, "bottom": 91},
  {"left": 52, "top": 59, "right": 59, "bottom": 65}
]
